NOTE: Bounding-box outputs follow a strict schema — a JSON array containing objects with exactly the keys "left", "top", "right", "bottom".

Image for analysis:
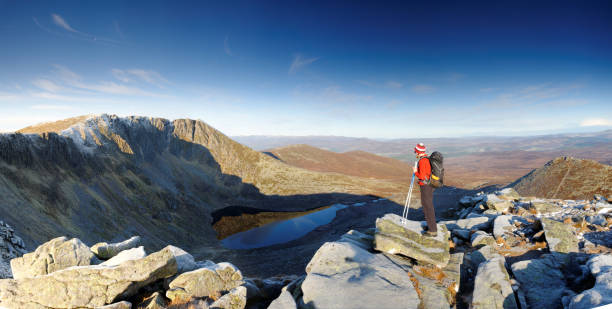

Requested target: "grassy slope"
[
  {"left": 17, "top": 115, "right": 94, "bottom": 134},
  {"left": 510, "top": 157, "right": 611, "bottom": 200},
  {"left": 444, "top": 147, "right": 612, "bottom": 189},
  {"left": 267, "top": 144, "right": 413, "bottom": 182}
]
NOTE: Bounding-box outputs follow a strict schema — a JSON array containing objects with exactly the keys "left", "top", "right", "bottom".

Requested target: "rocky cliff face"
[
  {"left": 0, "top": 114, "right": 402, "bottom": 252},
  {"left": 0, "top": 221, "right": 26, "bottom": 279},
  {"left": 510, "top": 157, "right": 611, "bottom": 200}
]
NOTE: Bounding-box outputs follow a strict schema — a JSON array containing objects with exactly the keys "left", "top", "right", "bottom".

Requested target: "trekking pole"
[{"left": 402, "top": 161, "right": 419, "bottom": 223}]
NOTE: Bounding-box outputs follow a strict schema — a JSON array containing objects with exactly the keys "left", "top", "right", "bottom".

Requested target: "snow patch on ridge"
[{"left": 59, "top": 114, "right": 108, "bottom": 153}]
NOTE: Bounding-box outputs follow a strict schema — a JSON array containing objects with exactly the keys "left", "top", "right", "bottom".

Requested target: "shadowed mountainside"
[
  {"left": 509, "top": 157, "right": 611, "bottom": 200},
  {"left": 1, "top": 114, "right": 404, "bottom": 252}
]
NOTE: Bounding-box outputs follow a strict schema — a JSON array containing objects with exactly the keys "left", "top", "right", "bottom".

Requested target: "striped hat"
[{"left": 414, "top": 143, "right": 426, "bottom": 154}]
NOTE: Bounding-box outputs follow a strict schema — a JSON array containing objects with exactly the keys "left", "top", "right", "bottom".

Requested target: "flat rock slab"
[
  {"left": 0, "top": 246, "right": 178, "bottom": 309},
  {"left": 485, "top": 194, "right": 513, "bottom": 212},
  {"left": 168, "top": 262, "right": 243, "bottom": 300},
  {"left": 268, "top": 290, "right": 297, "bottom": 309},
  {"left": 95, "top": 301, "right": 132, "bottom": 309},
  {"left": 511, "top": 255, "right": 566, "bottom": 308},
  {"left": 385, "top": 251, "right": 463, "bottom": 298},
  {"left": 493, "top": 215, "right": 528, "bottom": 239},
  {"left": 10, "top": 236, "right": 98, "bottom": 280},
  {"left": 339, "top": 229, "right": 374, "bottom": 250},
  {"left": 301, "top": 241, "right": 419, "bottom": 309},
  {"left": 209, "top": 286, "right": 247, "bottom": 309},
  {"left": 409, "top": 270, "right": 451, "bottom": 309},
  {"left": 497, "top": 188, "right": 520, "bottom": 200},
  {"left": 100, "top": 246, "right": 146, "bottom": 267},
  {"left": 471, "top": 231, "right": 496, "bottom": 248},
  {"left": 569, "top": 254, "right": 612, "bottom": 309},
  {"left": 471, "top": 256, "right": 518, "bottom": 309},
  {"left": 441, "top": 216, "right": 492, "bottom": 231},
  {"left": 469, "top": 246, "right": 503, "bottom": 269},
  {"left": 375, "top": 214, "right": 450, "bottom": 267},
  {"left": 530, "top": 202, "right": 563, "bottom": 215},
  {"left": 541, "top": 218, "right": 579, "bottom": 253},
  {"left": 452, "top": 229, "right": 471, "bottom": 241},
  {"left": 91, "top": 236, "right": 141, "bottom": 260},
  {"left": 166, "top": 245, "right": 197, "bottom": 274}
]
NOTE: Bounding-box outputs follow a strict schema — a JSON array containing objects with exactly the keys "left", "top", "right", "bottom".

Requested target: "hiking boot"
[{"left": 424, "top": 231, "right": 438, "bottom": 237}]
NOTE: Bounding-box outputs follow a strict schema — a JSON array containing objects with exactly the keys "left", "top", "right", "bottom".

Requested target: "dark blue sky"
[{"left": 1, "top": 0, "right": 610, "bottom": 137}]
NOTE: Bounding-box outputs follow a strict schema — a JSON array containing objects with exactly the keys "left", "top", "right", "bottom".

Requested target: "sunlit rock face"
[{"left": 374, "top": 213, "right": 451, "bottom": 267}]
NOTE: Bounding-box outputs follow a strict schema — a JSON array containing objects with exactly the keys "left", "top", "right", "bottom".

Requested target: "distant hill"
[
  {"left": 444, "top": 146, "right": 612, "bottom": 189},
  {"left": 509, "top": 157, "right": 611, "bottom": 200},
  {"left": 236, "top": 131, "right": 612, "bottom": 189},
  {"left": 234, "top": 130, "right": 612, "bottom": 160},
  {"left": 266, "top": 144, "right": 412, "bottom": 182},
  {"left": 1, "top": 114, "right": 403, "bottom": 251}
]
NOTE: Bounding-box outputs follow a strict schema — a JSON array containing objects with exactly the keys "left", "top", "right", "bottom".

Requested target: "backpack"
[{"left": 428, "top": 151, "right": 444, "bottom": 188}]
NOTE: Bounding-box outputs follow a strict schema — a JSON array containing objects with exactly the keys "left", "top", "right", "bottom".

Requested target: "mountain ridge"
[
  {"left": 509, "top": 156, "right": 611, "bottom": 200},
  {"left": 0, "top": 114, "right": 405, "bottom": 253}
]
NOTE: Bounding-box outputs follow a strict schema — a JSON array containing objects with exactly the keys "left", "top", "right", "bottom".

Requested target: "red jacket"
[{"left": 415, "top": 157, "right": 431, "bottom": 186}]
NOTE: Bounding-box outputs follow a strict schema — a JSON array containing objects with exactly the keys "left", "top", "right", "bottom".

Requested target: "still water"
[{"left": 221, "top": 202, "right": 368, "bottom": 249}]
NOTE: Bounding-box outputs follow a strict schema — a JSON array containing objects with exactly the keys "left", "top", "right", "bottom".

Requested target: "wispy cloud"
[
  {"left": 111, "top": 69, "right": 130, "bottom": 83},
  {"left": 34, "top": 14, "right": 120, "bottom": 45},
  {"left": 112, "top": 69, "right": 169, "bottom": 88},
  {"left": 385, "top": 81, "right": 403, "bottom": 89},
  {"left": 386, "top": 99, "right": 402, "bottom": 109},
  {"left": 580, "top": 118, "right": 612, "bottom": 127},
  {"left": 541, "top": 99, "right": 588, "bottom": 107},
  {"left": 0, "top": 92, "right": 23, "bottom": 102},
  {"left": 411, "top": 84, "right": 436, "bottom": 94},
  {"left": 321, "top": 86, "right": 372, "bottom": 103},
  {"left": 480, "top": 87, "right": 497, "bottom": 92},
  {"left": 32, "top": 79, "right": 63, "bottom": 93},
  {"left": 54, "top": 64, "right": 81, "bottom": 82},
  {"left": 356, "top": 80, "right": 403, "bottom": 89},
  {"left": 30, "top": 104, "right": 72, "bottom": 110},
  {"left": 289, "top": 54, "right": 319, "bottom": 74},
  {"left": 484, "top": 83, "right": 583, "bottom": 109},
  {"left": 224, "top": 36, "right": 233, "bottom": 56},
  {"left": 445, "top": 72, "right": 466, "bottom": 82},
  {"left": 356, "top": 80, "right": 375, "bottom": 87},
  {"left": 52, "top": 65, "right": 163, "bottom": 96},
  {"left": 113, "top": 21, "right": 125, "bottom": 40},
  {"left": 51, "top": 14, "right": 78, "bottom": 33}
]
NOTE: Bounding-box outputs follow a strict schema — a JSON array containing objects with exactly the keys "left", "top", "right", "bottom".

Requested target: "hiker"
[{"left": 413, "top": 143, "right": 437, "bottom": 236}]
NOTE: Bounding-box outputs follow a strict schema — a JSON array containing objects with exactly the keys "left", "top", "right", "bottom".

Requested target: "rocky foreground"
[{"left": 1, "top": 188, "right": 611, "bottom": 308}]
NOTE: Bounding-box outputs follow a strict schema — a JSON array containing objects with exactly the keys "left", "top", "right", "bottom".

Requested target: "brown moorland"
[
  {"left": 510, "top": 156, "right": 611, "bottom": 200},
  {"left": 266, "top": 144, "right": 413, "bottom": 182},
  {"left": 445, "top": 146, "right": 612, "bottom": 189},
  {"left": 267, "top": 143, "right": 611, "bottom": 191}
]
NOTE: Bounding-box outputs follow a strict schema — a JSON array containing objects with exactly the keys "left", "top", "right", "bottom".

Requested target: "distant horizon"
[
  {"left": 4, "top": 112, "right": 610, "bottom": 140},
  {"left": 1, "top": 1, "right": 611, "bottom": 137},
  {"left": 230, "top": 127, "right": 612, "bottom": 140}
]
